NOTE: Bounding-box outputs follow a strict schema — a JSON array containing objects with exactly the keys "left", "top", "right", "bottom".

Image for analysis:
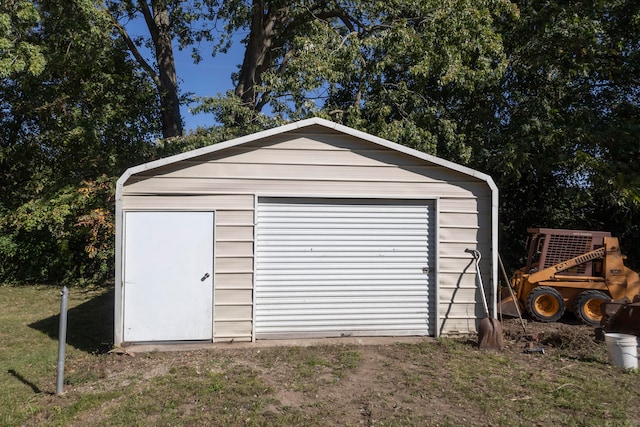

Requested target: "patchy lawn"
[{"left": 1, "top": 285, "right": 639, "bottom": 426}]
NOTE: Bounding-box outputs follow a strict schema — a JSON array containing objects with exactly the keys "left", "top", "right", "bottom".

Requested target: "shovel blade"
[
  {"left": 499, "top": 295, "right": 521, "bottom": 318},
  {"left": 478, "top": 317, "right": 504, "bottom": 350}
]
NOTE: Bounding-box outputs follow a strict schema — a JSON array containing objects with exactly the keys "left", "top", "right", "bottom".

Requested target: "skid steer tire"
[
  {"left": 573, "top": 290, "right": 611, "bottom": 327},
  {"left": 526, "top": 286, "right": 565, "bottom": 322}
]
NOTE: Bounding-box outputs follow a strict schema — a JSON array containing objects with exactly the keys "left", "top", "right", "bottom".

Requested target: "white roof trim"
[{"left": 116, "top": 117, "right": 497, "bottom": 198}]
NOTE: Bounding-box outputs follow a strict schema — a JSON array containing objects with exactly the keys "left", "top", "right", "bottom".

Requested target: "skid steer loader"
[{"left": 500, "top": 228, "right": 640, "bottom": 326}]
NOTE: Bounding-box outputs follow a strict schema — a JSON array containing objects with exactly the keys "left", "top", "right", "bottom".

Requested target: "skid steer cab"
[{"left": 500, "top": 228, "right": 640, "bottom": 326}]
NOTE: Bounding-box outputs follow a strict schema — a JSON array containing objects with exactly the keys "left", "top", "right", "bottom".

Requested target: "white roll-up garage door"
[{"left": 255, "top": 197, "right": 435, "bottom": 339}]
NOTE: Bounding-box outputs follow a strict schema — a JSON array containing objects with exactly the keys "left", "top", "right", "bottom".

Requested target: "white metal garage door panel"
[
  {"left": 255, "top": 198, "right": 434, "bottom": 338},
  {"left": 123, "top": 211, "right": 214, "bottom": 342}
]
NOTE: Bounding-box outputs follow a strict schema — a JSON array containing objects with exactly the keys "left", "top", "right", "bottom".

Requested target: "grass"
[
  {"left": 0, "top": 285, "right": 115, "bottom": 426},
  {"left": 1, "top": 285, "right": 639, "bottom": 426}
]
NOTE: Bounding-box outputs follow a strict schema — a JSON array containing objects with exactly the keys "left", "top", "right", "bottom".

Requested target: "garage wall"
[
  {"left": 439, "top": 199, "right": 492, "bottom": 334},
  {"left": 120, "top": 125, "right": 493, "bottom": 340}
]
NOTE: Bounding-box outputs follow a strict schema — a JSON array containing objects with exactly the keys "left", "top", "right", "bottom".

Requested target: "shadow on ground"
[{"left": 29, "top": 287, "right": 114, "bottom": 354}]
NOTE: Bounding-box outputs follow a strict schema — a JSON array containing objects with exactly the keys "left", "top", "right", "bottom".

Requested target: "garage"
[{"left": 114, "top": 118, "right": 498, "bottom": 346}]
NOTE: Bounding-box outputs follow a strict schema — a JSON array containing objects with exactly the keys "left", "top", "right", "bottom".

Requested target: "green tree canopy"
[
  {"left": 483, "top": 0, "right": 640, "bottom": 267},
  {"left": 2, "top": 0, "right": 639, "bottom": 284},
  {"left": 0, "top": 0, "right": 160, "bottom": 284},
  {"left": 0, "top": 0, "right": 45, "bottom": 77},
  {"left": 197, "top": 0, "right": 515, "bottom": 164}
]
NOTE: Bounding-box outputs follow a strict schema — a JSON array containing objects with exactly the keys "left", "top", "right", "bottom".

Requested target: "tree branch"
[{"left": 107, "top": 10, "right": 161, "bottom": 88}]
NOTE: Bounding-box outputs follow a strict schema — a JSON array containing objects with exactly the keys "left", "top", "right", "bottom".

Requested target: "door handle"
[{"left": 201, "top": 273, "right": 210, "bottom": 281}]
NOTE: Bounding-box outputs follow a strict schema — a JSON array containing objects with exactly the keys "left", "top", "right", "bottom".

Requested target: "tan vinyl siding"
[
  {"left": 214, "top": 321, "right": 253, "bottom": 341},
  {"left": 121, "top": 194, "right": 254, "bottom": 210},
  {"left": 439, "top": 225, "right": 485, "bottom": 243},
  {"left": 216, "top": 257, "right": 253, "bottom": 273},
  {"left": 215, "top": 305, "right": 252, "bottom": 321},
  {"left": 217, "top": 226, "right": 253, "bottom": 241},
  {"left": 215, "top": 289, "right": 253, "bottom": 303},
  {"left": 439, "top": 211, "right": 480, "bottom": 228},
  {"left": 437, "top": 196, "right": 492, "bottom": 335},
  {"left": 215, "top": 273, "right": 253, "bottom": 288},
  {"left": 144, "top": 163, "right": 453, "bottom": 181},
  {"left": 438, "top": 257, "right": 477, "bottom": 272},
  {"left": 121, "top": 128, "right": 494, "bottom": 338},
  {"left": 124, "top": 179, "right": 486, "bottom": 199},
  {"left": 217, "top": 241, "right": 253, "bottom": 257},
  {"left": 437, "top": 318, "right": 478, "bottom": 336}
]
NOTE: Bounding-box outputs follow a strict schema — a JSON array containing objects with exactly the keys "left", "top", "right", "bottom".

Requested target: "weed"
[
  {"left": 207, "top": 371, "right": 226, "bottom": 392},
  {"left": 337, "top": 349, "right": 362, "bottom": 369},
  {"left": 64, "top": 369, "right": 100, "bottom": 386}
]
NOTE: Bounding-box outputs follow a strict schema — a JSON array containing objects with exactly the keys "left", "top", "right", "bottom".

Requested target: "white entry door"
[{"left": 123, "top": 211, "right": 214, "bottom": 342}]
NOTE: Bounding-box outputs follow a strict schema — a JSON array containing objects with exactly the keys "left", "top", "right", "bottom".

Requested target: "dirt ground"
[
  {"left": 499, "top": 316, "right": 604, "bottom": 356},
  {"left": 10, "top": 286, "right": 635, "bottom": 426},
  {"left": 50, "top": 315, "right": 625, "bottom": 426}
]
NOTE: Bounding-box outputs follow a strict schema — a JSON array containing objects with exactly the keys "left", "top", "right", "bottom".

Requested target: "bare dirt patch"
[
  {"left": 45, "top": 316, "right": 636, "bottom": 426},
  {"left": 500, "top": 317, "right": 605, "bottom": 359}
]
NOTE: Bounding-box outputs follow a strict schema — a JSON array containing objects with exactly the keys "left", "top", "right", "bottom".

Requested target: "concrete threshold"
[{"left": 116, "top": 336, "right": 435, "bottom": 354}]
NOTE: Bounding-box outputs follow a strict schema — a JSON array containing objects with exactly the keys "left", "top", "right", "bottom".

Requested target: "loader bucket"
[{"left": 499, "top": 295, "right": 522, "bottom": 318}]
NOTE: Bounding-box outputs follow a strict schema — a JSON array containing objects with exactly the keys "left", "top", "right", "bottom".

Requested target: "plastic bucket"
[{"left": 604, "top": 333, "right": 638, "bottom": 369}]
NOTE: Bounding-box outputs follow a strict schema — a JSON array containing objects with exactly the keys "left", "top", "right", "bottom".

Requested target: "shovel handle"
[
  {"left": 466, "top": 248, "right": 490, "bottom": 317},
  {"left": 465, "top": 248, "right": 481, "bottom": 261}
]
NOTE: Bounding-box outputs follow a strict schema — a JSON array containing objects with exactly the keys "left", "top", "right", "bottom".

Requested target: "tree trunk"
[
  {"left": 235, "top": 0, "right": 288, "bottom": 112},
  {"left": 141, "top": 0, "right": 182, "bottom": 138},
  {"left": 155, "top": 10, "right": 182, "bottom": 137}
]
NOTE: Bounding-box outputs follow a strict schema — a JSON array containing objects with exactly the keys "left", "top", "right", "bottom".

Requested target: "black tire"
[
  {"left": 526, "top": 286, "right": 565, "bottom": 322},
  {"left": 573, "top": 290, "right": 611, "bottom": 326}
]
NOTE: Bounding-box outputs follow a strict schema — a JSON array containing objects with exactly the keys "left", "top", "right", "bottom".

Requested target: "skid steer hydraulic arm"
[{"left": 527, "top": 247, "right": 606, "bottom": 284}]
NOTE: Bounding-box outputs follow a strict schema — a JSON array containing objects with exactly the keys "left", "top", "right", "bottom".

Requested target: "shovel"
[{"left": 466, "top": 249, "right": 504, "bottom": 350}]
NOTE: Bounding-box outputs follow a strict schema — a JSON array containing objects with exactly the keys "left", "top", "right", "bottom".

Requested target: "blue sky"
[
  {"left": 173, "top": 42, "right": 244, "bottom": 131},
  {"left": 126, "top": 20, "right": 245, "bottom": 132}
]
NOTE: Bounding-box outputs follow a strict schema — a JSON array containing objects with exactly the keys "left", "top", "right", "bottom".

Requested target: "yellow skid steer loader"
[{"left": 500, "top": 228, "right": 640, "bottom": 326}]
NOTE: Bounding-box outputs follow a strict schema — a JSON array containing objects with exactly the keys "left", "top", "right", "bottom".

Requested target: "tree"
[
  {"left": 199, "top": 0, "right": 515, "bottom": 162},
  {"left": 0, "top": 0, "right": 45, "bottom": 77},
  {"left": 322, "top": 0, "right": 516, "bottom": 162},
  {"left": 0, "top": 0, "right": 160, "bottom": 284},
  {"left": 205, "top": 0, "right": 639, "bottom": 266},
  {"left": 4, "top": 0, "right": 639, "bottom": 284},
  {"left": 194, "top": 0, "right": 372, "bottom": 126},
  {"left": 107, "top": 0, "right": 229, "bottom": 138},
  {"left": 483, "top": 0, "right": 640, "bottom": 268}
]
